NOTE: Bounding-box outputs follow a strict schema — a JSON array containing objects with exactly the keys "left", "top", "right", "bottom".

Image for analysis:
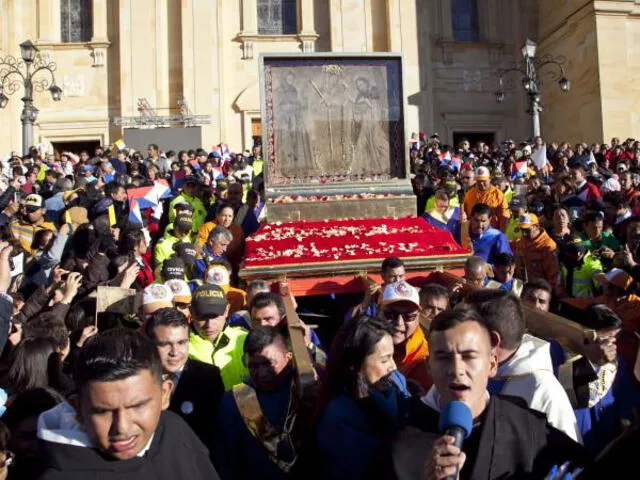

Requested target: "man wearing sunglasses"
[{"left": 380, "top": 281, "right": 431, "bottom": 392}]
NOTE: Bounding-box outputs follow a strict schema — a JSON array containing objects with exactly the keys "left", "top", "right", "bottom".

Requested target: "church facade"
[{"left": 0, "top": 0, "right": 637, "bottom": 155}]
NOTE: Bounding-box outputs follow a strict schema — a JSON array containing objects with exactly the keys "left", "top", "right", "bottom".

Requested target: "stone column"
[
  {"left": 155, "top": 0, "right": 169, "bottom": 109},
  {"left": 298, "top": 0, "right": 318, "bottom": 52},
  {"left": 37, "top": 0, "right": 61, "bottom": 42},
  {"left": 91, "top": 0, "right": 109, "bottom": 66}
]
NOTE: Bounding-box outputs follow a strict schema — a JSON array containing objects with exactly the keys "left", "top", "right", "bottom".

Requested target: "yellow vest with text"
[{"left": 188, "top": 327, "right": 248, "bottom": 391}]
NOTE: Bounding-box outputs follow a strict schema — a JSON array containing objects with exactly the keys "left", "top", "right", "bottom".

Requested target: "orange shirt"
[
  {"left": 511, "top": 228, "right": 559, "bottom": 286},
  {"left": 397, "top": 327, "right": 432, "bottom": 391},
  {"left": 463, "top": 185, "right": 509, "bottom": 230}
]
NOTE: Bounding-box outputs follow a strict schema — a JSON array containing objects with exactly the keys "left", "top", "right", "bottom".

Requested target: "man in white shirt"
[{"left": 466, "top": 289, "right": 582, "bottom": 442}]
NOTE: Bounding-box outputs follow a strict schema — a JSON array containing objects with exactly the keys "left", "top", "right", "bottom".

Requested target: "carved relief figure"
[
  {"left": 349, "top": 77, "right": 390, "bottom": 175},
  {"left": 274, "top": 71, "right": 316, "bottom": 176}
]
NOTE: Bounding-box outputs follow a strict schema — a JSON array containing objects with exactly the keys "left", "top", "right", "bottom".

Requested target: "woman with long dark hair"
[
  {"left": 2, "top": 338, "right": 64, "bottom": 398},
  {"left": 312, "top": 315, "right": 409, "bottom": 480},
  {"left": 120, "top": 229, "right": 153, "bottom": 289}
]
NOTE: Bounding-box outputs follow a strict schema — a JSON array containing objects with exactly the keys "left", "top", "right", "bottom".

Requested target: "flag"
[
  {"left": 114, "top": 139, "right": 126, "bottom": 151},
  {"left": 126, "top": 180, "right": 172, "bottom": 209},
  {"left": 531, "top": 144, "right": 547, "bottom": 169},
  {"left": 128, "top": 198, "right": 143, "bottom": 224},
  {"left": 513, "top": 160, "right": 528, "bottom": 179}
]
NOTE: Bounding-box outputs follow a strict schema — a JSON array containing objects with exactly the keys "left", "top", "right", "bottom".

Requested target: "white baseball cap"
[
  {"left": 142, "top": 284, "right": 174, "bottom": 314},
  {"left": 475, "top": 166, "right": 490, "bottom": 180},
  {"left": 381, "top": 281, "right": 421, "bottom": 309},
  {"left": 164, "top": 279, "right": 192, "bottom": 304}
]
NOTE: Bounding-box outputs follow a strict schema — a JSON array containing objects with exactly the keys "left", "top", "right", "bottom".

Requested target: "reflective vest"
[
  {"left": 169, "top": 193, "right": 208, "bottom": 233},
  {"left": 561, "top": 252, "right": 603, "bottom": 298},
  {"left": 153, "top": 227, "right": 193, "bottom": 268},
  {"left": 189, "top": 327, "right": 248, "bottom": 390}
]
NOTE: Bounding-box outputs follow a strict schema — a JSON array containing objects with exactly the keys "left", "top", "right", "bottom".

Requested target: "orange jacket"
[
  {"left": 396, "top": 327, "right": 432, "bottom": 391},
  {"left": 512, "top": 228, "right": 559, "bottom": 286},
  {"left": 463, "top": 185, "right": 509, "bottom": 230}
]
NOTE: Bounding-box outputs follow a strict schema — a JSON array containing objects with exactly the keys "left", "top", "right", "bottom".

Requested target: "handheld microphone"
[{"left": 438, "top": 401, "right": 473, "bottom": 480}]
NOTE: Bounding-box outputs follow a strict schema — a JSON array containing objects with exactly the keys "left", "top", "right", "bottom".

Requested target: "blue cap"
[{"left": 438, "top": 401, "right": 473, "bottom": 439}]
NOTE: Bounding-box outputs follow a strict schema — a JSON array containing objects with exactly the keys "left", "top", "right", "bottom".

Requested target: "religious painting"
[{"left": 261, "top": 55, "right": 406, "bottom": 185}]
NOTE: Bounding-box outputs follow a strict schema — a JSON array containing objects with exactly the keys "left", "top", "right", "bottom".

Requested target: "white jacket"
[{"left": 494, "top": 334, "right": 582, "bottom": 443}]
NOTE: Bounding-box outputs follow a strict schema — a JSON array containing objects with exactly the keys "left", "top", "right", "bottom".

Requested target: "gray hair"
[{"left": 208, "top": 225, "right": 232, "bottom": 244}]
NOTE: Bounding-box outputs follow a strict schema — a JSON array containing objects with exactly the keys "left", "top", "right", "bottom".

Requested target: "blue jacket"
[
  {"left": 314, "top": 371, "right": 409, "bottom": 480},
  {"left": 471, "top": 227, "right": 512, "bottom": 263},
  {"left": 213, "top": 375, "right": 295, "bottom": 480},
  {"left": 421, "top": 208, "right": 461, "bottom": 243}
]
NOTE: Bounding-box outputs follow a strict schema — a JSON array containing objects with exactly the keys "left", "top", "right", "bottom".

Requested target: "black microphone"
[{"left": 438, "top": 401, "right": 473, "bottom": 480}]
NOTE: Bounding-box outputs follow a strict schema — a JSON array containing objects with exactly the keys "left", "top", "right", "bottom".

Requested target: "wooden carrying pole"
[
  {"left": 280, "top": 285, "right": 318, "bottom": 401},
  {"left": 523, "top": 305, "right": 597, "bottom": 356}
]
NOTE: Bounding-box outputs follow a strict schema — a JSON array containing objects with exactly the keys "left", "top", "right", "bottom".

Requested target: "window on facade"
[
  {"left": 61, "top": 0, "right": 93, "bottom": 43},
  {"left": 257, "top": 0, "right": 297, "bottom": 35},
  {"left": 451, "top": 0, "right": 480, "bottom": 42}
]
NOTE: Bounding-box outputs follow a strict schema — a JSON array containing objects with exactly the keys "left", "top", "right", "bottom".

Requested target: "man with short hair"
[
  {"left": 145, "top": 308, "right": 224, "bottom": 455},
  {"left": 492, "top": 252, "right": 523, "bottom": 294},
  {"left": 248, "top": 291, "right": 325, "bottom": 363},
  {"left": 188, "top": 284, "right": 248, "bottom": 390},
  {"left": 418, "top": 283, "right": 449, "bottom": 331},
  {"left": 380, "top": 281, "right": 431, "bottom": 391},
  {"left": 556, "top": 304, "right": 639, "bottom": 455},
  {"left": 214, "top": 326, "right": 304, "bottom": 479},
  {"left": 468, "top": 203, "right": 512, "bottom": 264},
  {"left": 581, "top": 210, "right": 620, "bottom": 266},
  {"left": 421, "top": 188, "right": 461, "bottom": 242},
  {"left": 391, "top": 307, "right": 589, "bottom": 480},
  {"left": 570, "top": 163, "right": 601, "bottom": 202},
  {"left": 603, "top": 191, "right": 633, "bottom": 241},
  {"left": 352, "top": 256, "right": 406, "bottom": 318},
  {"left": 463, "top": 166, "right": 509, "bottom": 230},
  {"left": 37, "top": 328, "right": 220, "bottom": 479},
  {"left": 512, "top": 213, "right": 559, "bottom": 287},
  {"left": 466, "top": 289, "right": 581, "bottom": 441},
  {"left": 229, "top": 280, "right": 271, "bottom": 329},
  {"left": 521, "top": 278, "right": 553, "bottom": 312}
]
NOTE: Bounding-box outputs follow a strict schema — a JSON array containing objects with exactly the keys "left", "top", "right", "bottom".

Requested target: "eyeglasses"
[
  {"left": 0, "top": 451, "right": 14, "bottom": 468},
  {"left": 382, "top": 310, "right": 420, "bottom": 324}
]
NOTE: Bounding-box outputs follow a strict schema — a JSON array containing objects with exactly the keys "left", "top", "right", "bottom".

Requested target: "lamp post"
[
  {"left": 0, "top": 40, "right": 63, "bottom": 155},
  {"left": 495, "top": 38, "right": 570, "bottom": 138}
]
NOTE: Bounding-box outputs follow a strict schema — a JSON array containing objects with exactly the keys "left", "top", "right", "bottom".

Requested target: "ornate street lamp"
[
  {"left": 494, "top": 38, "right": 570, "bottom": 138},
  {"left": 0, "top": 40, "right": 63, "bottom": 155}
]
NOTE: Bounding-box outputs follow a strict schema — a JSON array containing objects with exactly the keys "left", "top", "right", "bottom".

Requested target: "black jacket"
[
  {"left": 391, "top": 395, "right": 590, "bottom": 480},
  {"left": 169, "top": 358, "right": 225, "bottom": 455},
  {"left": 38, "top": 410, "right": 220, "bottom": 480}
]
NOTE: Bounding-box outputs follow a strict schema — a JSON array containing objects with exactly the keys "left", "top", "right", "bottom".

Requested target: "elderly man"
[
  {"left": 463, "top": 166, "right": 509, "bottom": 230},
  {"left": 380, "top": 281, "right": 431, "bottom": 391},
  {"left": 195, "top": 226, "right": 233, "bottom": 277},
  {"left": 198, "top": 204, "right": 245, "bottom": 269}
]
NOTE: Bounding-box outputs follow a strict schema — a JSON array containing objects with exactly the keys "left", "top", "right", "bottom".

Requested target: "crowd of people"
[{"left": 0, "top": 135, "right": 635, "bottom": 479}]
